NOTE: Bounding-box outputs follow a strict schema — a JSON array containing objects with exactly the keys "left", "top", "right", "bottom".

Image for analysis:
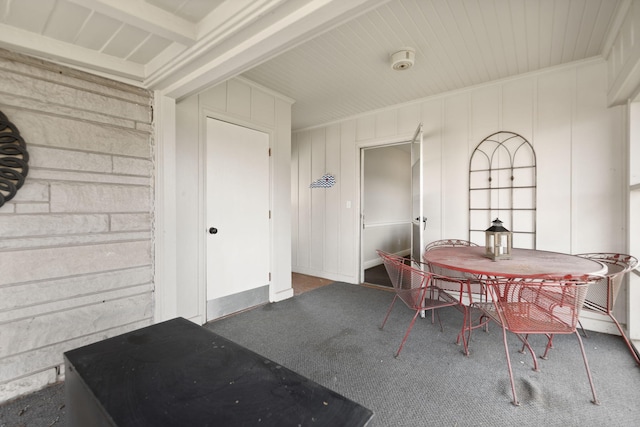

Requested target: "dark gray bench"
[{"left": 64, "top": 317, "right": 373, "bottom": 426}]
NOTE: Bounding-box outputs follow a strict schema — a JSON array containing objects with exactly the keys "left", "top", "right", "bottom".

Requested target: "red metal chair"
[
  {"left": 377, "top": 250, "right": 467, "bottom": 357},
  {"left": 576, "top": 253, "right": 639, "bottom": 365},
  {"left": 424, "top": 239, "right": 486, "bottom": 352},
  {"left": 471, "top": 274, "right": 600, "bottom": 406},
  {"left": 424, "top": 239, "right": 484, "bottom": 305}
]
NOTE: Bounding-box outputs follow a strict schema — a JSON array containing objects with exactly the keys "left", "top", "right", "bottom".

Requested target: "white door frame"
[{"left": 356, "top": 134, "right": 416, "bottom": 283}]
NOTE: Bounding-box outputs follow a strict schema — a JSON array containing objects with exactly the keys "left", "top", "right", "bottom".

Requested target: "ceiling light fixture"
[{"left": 390, "top": 48, "right": 415, "bottom": 71}]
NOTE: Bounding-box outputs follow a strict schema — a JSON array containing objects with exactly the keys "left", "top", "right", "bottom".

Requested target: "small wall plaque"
[{"left": 310, "top": 174, "right": 336, "bottom": 188}]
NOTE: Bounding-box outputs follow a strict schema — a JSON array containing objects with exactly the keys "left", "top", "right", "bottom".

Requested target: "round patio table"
[{"left": 422, "top": 246, "right": 607, "bottom": 278}]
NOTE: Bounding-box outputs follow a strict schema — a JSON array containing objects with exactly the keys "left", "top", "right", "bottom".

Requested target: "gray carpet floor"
[
  {"left": 207, "top": 283, "right": 640, "bottom": 426},
  {"left": 2, "top": 282, "right": 639, "bottom": 426}
]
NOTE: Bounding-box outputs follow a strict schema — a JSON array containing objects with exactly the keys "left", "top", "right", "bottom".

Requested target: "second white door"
[{"left": 205, "top": 118, "right": 270, "bottom": 318}]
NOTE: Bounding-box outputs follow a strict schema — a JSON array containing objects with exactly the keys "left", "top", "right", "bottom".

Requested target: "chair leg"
[
  {"left": 515, "top": 333, "right": 539, "bottom": 372},
  {"left": 541, "top": 334, "right": 554, "bottom": 360},
  {"left": 380, "top": 295, "right": 398, "bottom": 330},
  {"left": 574, "top": 331, "right": 600, "bottom": 405},
  {"left": 395, "top": 310, "right": 422, "bottom": 358},
  {"left": 578, "top": 319, "right": 589, "bottom": 338},
  {"left": 500, "top": 326, "right": 519, "bottom": 406},
  {"left": 456, "top": 305, "right": 470, "bottom": 356},
  {"left": 608, "top": 313, "right": 640, "bottom": 365}
]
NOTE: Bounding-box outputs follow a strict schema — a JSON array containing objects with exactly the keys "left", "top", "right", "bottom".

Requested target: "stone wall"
[{"left": 0, "top": 49, "right": 154, "bottom": 403}]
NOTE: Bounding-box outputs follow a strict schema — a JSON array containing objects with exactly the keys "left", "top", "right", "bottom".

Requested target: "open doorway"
[{"left": 360, "top": 143, "right": 411, "bottom": 287}]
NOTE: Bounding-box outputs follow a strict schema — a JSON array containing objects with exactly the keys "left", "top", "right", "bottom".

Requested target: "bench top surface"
[{"left": 64, "top": 317, "right": 373, "bottom": 427}]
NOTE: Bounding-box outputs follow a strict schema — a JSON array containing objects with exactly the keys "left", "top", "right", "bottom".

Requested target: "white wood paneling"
[
  {"left": 573, "top": 62, "right": 625, "bottom": 252},
  {"left": 291, "top": 134, "right": 300, "bottom": 268},
  {"left": 397, "top": 103, "right": 421, "bottom": 135},
  {"left": 375, "top": 109, "right": 397, "bottom": 138},
  {"left": 292, "top": 59, "right": 626, "bottom": 292},
  {"left": 339, "top": 121, "right": 358, "bottom": 278},
  {"left": 442, "top": 93, "right": 469, "bottom": 238},
  {"left": 227, "top": 79, "right": 252, "bottom": 118},
  {"left": 297, "top": 132, "right": 312, "bottom": 269},
  {"left": 310, "top": 128, "right": 326, "bottom": 271},
  {"left": 251, "top": 87, "right": 275, "bottom": 126},
  {"left": 536, "top": 68, "right": 574, "bottom": 253},
  {"left": 471, "top": 86, "right": 501, "bottom": 151},
  {"left": 502, "top": 78, "right": 534, "bottom": 137},
  {"left": 325, "top": 124, "right": 341, "bottom": 274},
  {"left": 422, "top": 99, "right": 443, "bottom": 244}
]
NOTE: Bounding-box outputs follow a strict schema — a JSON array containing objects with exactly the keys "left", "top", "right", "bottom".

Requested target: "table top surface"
[
  {"left": 64, "top": 317, "right": 373, "bottom": 427},
  {"left": 422, "top": 246, "right": 607, "bottom": 278}
]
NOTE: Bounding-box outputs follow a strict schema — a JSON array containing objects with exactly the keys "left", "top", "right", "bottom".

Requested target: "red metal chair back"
[
  {"left": 425, "top": 239, "right": 478, "bottom": 252},
  {"left": 377, "top": 250, "right": 429, "bottom": 310},
  {"left": 485, "top": 275, "right": 595, "bottom": 334},
  {"left": 576, "top": 253, "right": 638, "bottom": 314}
]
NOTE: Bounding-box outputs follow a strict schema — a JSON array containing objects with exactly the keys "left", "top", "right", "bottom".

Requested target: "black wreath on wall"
[{"left": 0, "top": 111, "right": 29, "bottom": 207}]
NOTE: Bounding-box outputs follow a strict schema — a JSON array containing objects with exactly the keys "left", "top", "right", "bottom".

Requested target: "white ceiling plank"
[
  {"left": 4, "top": 0, "right": 56, "bottom": 34},
  {"left": 400, "top": 0, "right": 455, "bottom": 93},
  {"left": 68, "top": 0, "right": 197, "bottom": 45},
  {"left": 462, "top": 0, "right": 501, "bottom": 84},
  {"left": 44, "top": 1, "right": 91, "bottom": 43},
  {"left": 524, "top": 0, "right": 540, "bottom": 71},
  {"left": 574, "top": 0, "right": 600, "bottom": 59},
  {"left": 601, "top": 0, "right": 631, "bottom": 58},
  {"left": 549, "top": 0, "right": 571, "bottom": 66},
  {"left": 508, "top": 0, "right": 529, "bottom": 75},
  {"left": 430, "top": 0, "right": 474, "bottom": 88},
  {"left": 494, "top": 0, "right": 520, "bottom": 77},
  {"left": 446, "top": 0, "right": 492, "bottom": 84},
  {"left": 74, "top": 12, "right": 121, "bottom": 50},
  {"left": 561, "top": 0, "right": 587, "bottom": 63},
  {"left": 588, "top": 0, "right": 622, "bottom": 58},
  {"left": 128, "top": 34, "right": 173, "bottom": 64},
  {"left": 537, "top": 0, "right": 555, "bottom": 69},
  {"left": 102, "top": 24, "right": 149, "bottom": 58}
]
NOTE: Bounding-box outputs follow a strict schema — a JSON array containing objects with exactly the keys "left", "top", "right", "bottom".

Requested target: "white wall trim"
[{"left": 153, "top": 92, "right": 178, "bottom": 322}]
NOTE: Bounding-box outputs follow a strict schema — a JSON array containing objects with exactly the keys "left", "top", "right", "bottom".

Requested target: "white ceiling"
[{"left": 0, "top": 0, "right": 627, "bottom": 130}]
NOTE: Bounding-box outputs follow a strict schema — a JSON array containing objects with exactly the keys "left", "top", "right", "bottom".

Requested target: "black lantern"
[{"left": 485, "top": 218, "right": 512, "bottom": 261}]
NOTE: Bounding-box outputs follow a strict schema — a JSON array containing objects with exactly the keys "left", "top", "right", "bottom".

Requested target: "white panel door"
[{"left": 206, "top": 118, "right": 270, "bottom": 303}]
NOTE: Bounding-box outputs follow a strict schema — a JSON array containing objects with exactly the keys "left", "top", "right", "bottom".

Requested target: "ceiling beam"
[
  {"left": 68, "top": 0, "right": 197, "bottom": 46},
  {"left": 0, "top": 23, "right": 144, "bottom": 82},
  {"left": 153, "top": 0, "right": 392, "bottom": 99}
]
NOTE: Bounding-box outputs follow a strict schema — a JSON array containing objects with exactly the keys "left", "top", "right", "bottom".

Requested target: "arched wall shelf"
[{"left": 468, "top": 131, "right": 537, "bottom": 248}]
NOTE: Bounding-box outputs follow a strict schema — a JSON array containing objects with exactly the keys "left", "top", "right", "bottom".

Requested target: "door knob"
[{"left": 209, "top": 227, "right": 218, "bottom": 234}]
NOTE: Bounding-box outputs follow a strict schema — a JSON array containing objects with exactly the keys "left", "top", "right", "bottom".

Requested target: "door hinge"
[
  {"left": 269, "top": 210, "right": 271, "bottom": 219},
  {"left": 268, "top": 148, "right": 271, "bottom": 156},
  {"left": 269, "top": 272, "right": 271, "bottom": 281}
]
